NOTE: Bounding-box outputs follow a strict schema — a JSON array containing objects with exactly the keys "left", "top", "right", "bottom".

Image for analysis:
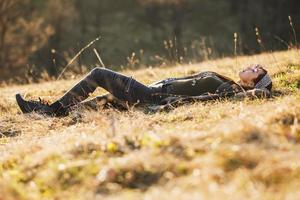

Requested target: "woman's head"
[{"left": 239, "top": 64, "right": 272, "bottom": 91}]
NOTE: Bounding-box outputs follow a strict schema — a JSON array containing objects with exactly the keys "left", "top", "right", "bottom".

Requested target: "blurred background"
[{"left": 0, "top": 0, "right": 299, "bottom": 83}]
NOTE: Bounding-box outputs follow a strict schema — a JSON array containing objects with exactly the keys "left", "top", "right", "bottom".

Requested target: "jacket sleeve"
[
  {"left": 165, "top": 88, "right": 271, "bottom": 105},
  {"left": 147, "top": 89, "right": 271, "bottom": 113},
  {"left": 232, "top": 88, "right": 271, "bottom": 100},
  {"left": 146, "top": 93, "right": 221, "bottom": 113}
]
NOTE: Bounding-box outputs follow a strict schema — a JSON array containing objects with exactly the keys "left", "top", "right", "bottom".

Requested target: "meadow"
[{"left": 0, "top": 50, "right": 299, "bottom": 200}]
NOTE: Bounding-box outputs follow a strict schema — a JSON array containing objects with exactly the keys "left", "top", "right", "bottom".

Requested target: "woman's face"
[{"left": 239, "top": 65, "right": 265, "bottom": 84}]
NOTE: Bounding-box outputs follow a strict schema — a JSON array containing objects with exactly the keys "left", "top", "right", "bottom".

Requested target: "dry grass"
[{"left": 0, "top": 50, "right": 299, "bottom": 200}]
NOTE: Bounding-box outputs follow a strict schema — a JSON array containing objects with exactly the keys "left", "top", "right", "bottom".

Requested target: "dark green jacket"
[
  {"left": 146, "top": 71, "right": 271, "bottom": 112},
  {"left": 148, "top": 71, "right": 241, "bottom": 100}
]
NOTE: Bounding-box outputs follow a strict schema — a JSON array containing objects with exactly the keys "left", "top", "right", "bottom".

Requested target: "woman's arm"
[
  {"left": 146, "top": 93, "right": 221, "bottom": 113},
  {"left": 147, "top": 88, "right": 271, "bottom": 113},
  {"left": 233, "top": 88, "right": 271, "bottom": 100}
]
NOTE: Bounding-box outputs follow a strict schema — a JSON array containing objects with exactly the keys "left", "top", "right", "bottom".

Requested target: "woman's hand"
[{"left": 234, "top": 88, "right": 271, "bottom": 100}]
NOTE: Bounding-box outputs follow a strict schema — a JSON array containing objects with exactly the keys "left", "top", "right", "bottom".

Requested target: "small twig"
[
  {"left": 255, "top": 27, "right": 266, "bottom": 52},
  {"left": 57, "top": 36, "right": 101, "bottom": 80},
  {"left": 109, "top": 113, "right": 116, "bottom": 137},
  {"left": 255, "top": 27, "right": 283, "bottom": 72},
  {"left": 274, "top": 35, "right": 291, "bottom": 49},
  {"left": 288, "top": 16, "right": 298, "bottom": 48},
  {"left": 0, "top": 132, "right": 6, "bottom": 138},
  {"left": 234, "top": 32, "right": 238, "bottom": 69},
  {"left": 93, "top": 48, "right": 106, "bottom": 68}
]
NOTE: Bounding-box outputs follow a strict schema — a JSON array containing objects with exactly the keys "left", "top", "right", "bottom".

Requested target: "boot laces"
[
  {"left": 38, "top": 97, "right": 50, "bottom": 106},
  {"left": 28, "top": 97, "right": 50, "bottom": 106}
]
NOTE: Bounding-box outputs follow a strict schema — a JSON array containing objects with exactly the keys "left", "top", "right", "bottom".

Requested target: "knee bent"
[{"left": 90, "top": 67, "right": 110, "bottom": 77}]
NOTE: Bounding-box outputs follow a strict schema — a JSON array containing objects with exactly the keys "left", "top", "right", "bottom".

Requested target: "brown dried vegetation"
[{"left": 0, "top": 50, "right": 299, "bottom": 199}]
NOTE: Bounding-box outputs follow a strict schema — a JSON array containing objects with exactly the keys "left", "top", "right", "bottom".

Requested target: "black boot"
[{"left": 16, "top": 94, "right": 57, "bottom": 116}]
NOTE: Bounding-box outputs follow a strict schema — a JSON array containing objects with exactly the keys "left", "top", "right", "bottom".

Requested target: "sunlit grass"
[{"left": 0, "top": 50, "right": 299, "bottom": 200}]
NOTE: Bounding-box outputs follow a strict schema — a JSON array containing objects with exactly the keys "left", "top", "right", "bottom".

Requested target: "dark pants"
[{"left": 51, "top": 67, "right": 164, "bottom": 110}]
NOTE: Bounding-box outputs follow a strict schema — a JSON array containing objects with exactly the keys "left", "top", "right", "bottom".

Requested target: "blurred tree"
[
  {"left": 30, "top": 0, "right": 77, "bottom": 76},
  {"left": 0, "top": 0, "right": 299, "bottom": 82},
  {"left": 139, "top": 0, "right": 188, "bottom": 63},
  {"left": 0, "top": 0, "right": 54, "bottom": 82},
  {"left": 230, "top": 0, "right": 300, "bottom": 53}
]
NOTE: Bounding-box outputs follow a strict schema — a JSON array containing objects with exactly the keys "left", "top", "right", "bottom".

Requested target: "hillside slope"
[{"left": 0, "top": 50, "right": 299, "bottom": 200}]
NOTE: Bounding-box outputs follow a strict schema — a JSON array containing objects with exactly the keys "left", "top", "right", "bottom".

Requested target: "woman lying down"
[{"left": 16, "top": 64, "right": 272, "bottom": 117}]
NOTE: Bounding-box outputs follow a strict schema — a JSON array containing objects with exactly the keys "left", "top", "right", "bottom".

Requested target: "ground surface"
[{"left": 0, "top": 50, "right": 299, "bottom": 200}]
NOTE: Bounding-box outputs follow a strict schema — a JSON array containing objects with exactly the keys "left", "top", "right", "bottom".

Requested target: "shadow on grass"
[{"left": 0, "top": 128, "right": 21, "bottom": 138}]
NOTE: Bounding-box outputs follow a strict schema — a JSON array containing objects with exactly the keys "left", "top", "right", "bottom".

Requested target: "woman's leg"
[{"left": 51, "top": 67, "right": 156, "bottom": 112}]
